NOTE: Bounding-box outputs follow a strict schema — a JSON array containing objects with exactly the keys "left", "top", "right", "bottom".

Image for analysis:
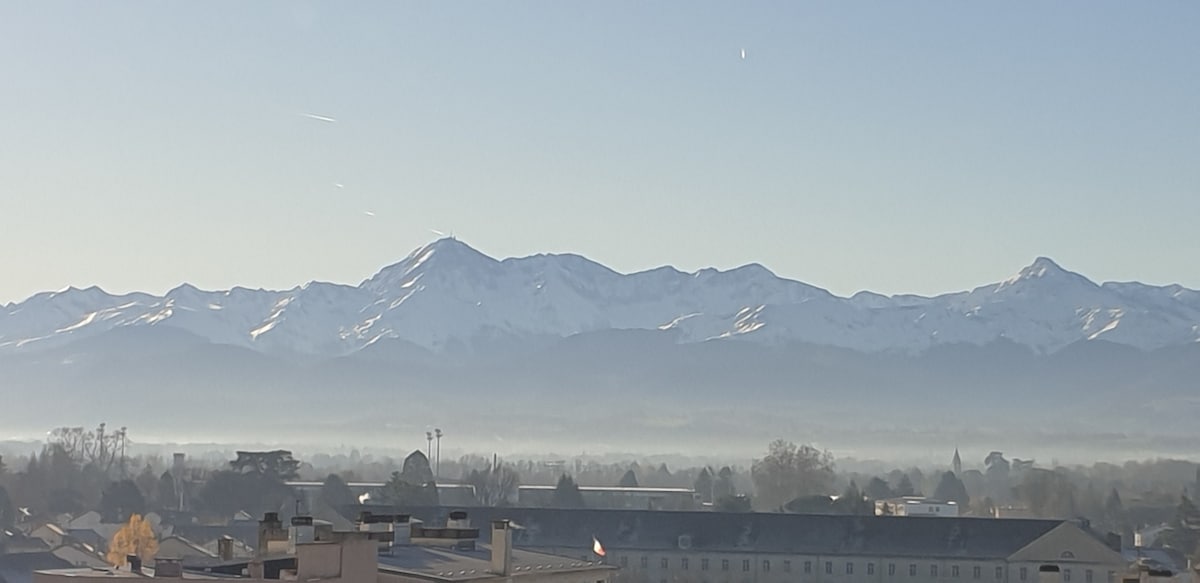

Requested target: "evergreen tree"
[
  {"left": 1104, "top": 488, "right": 1125, "bottom": 526},
  {"left": 380, "top": 469, "right": 439, "bottom": 507},
  {"left": 618, "top": 470, "right": 639, "bottom": 488},
  {"left": 101, "top": 480, "right": 146, "bottom": 523},
  {"left": 320, "top": 474, "right": 355, "bottom": 509},
  {"left": 714, "top": 467, "right": 736, "bottom": 500},
  {"left": 864, "top": 477, "right": 893, "bottom": 501},
  {"left": 932, "top": 471, "right": 970, "bottom": 507},
  {"left": 694, "top": 468, "right": 715, "bottom": 503},
  {"left": 156, "top": 471, "right": 178, "bottom": 511},
  {"left": 551, "top": 474, "right": 585, "bottom": 508},
  {"left": 0, "top": 485, "right": 14, "bottom": 528},
  {"left": 834, "top": 481, "right": 872, "bottom": 515},
  {"left": 134, "top": 465, "right": 158, "bottom": 508}
]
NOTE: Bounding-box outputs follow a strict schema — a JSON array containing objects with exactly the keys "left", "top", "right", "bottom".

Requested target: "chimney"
[
  {"left": 128, "top": 555, "right": 142, "bottom": 575},
  {"left": 257, "top": 512, "right": 287, "bottom": 558},
  {"left": 217, "top": 536, "right": 234, "bottom": 561},
  {"left": 289, "top": 516, "right": 316, "bottom": 553},
  {"left": 394, "top": 515, "right": 412, "bottom": 546},
  {"left": 154, "top": 559, "right": 182, "bottom": 578},
  {"left": 490, "top": 521, "right": 512, "bottom": 577}
]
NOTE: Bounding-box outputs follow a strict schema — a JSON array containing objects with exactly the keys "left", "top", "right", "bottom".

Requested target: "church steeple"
[{"left": 952, "top": 448, "right": 963, "bottom": 476}]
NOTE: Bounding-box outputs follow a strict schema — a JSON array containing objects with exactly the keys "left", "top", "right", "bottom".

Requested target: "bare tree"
[
  {"left": 467, "top": 461, "right": 520, "bottom": 507},
  {"left": 48, "top": 424, "right": 128, "bottom": 473}
]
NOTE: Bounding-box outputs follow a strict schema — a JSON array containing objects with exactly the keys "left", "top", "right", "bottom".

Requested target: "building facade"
[{"left": 390, "top": 507, "right": 1131, "bottom": 583}]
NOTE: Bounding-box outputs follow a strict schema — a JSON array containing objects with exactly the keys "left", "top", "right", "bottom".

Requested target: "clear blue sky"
[{"left": 2, "top": 1, "right": 1197, "bottom": 303}]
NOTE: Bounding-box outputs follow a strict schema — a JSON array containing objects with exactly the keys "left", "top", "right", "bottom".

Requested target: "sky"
[{"left": 2, "top": 1, "right": 1198, "bottom": 304}]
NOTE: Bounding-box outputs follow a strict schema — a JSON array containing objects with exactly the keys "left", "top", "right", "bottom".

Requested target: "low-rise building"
[
  {"left": 875, "top": 497, "right": 960, "bottom": 517},
  {"left": 388, "top": 506, "right": 1134, "bottom": 583},
  {"left": 32, "top": 513, "right": 614, "bottom": 583}
]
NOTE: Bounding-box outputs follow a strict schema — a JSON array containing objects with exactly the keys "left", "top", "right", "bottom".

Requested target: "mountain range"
[
  {"left": 3, "top": 239, "right": 1199, "bottom": 459},
  {"left": 3, "top": 237, "right": 1198, "bottom": 357}
]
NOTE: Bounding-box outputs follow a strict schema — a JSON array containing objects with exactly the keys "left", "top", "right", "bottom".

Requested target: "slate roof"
[
  {"left": 0, "top": 551, "right": 73, "bottom": 583},
  {"left": 382, "top": 506, "right": 1065, "bottom": 560}
]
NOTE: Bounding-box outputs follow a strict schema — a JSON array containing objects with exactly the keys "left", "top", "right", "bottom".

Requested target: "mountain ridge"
[{"left": 2, "top": 238, "right": 1198, "bottom": 356}]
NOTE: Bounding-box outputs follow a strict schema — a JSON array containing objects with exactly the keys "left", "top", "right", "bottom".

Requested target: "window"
[
  {"left": 806, "top": 561, "right": 813, "bottom": 574},
  {"left": 932, "top": 565, "right": 939, "bottom": 577},
  {"left": 722, "top": 559, "right": 729, "bottom": 571},
  {"left": 784, "top": 560, "right": 792, "bottom": 573},
  {"left": 954, "top": 566, "right": 960, "bottom": 578},
  {"left": 701, "top": 558, "right": 709, "bottom": 571},
  {"left": 1086, "top": 570, "right": 1093, "bottom": 583},
  {"left": 620, "top": 557, "right": 628, "bottom": 568},
  {"left": 910, "top": 564, "right": 918, "bottom": 577},
  {"left": 681, "top": 558, "right": 689, "bottom": 570},
  {"left": 661, "top": 558, "right": 669, "bottom": 569},
  {"left": 1020, "top": 568, "right": 1028, "bottom": 581},
  {"left": 847, "top": 562, "right": 854, "bottom": 575},
  {"left": 640, "top": 557, "right": 648, "bottom": 569},
  {"left": 995, "top": 567, "right": 1004, "bottom": 580},
  {"left": 868, "top": 563, "right": 876, "bottom": 575},
  {"left": 764, "top": 560, "right": 771, "bottom": 573},
  {"left": 743, "top": 559, "right": 751, "bottom": 572},
  {"left": 1064, "top": 569, "right": 1072, "bottom": 582},
  {"left": 889, "top": 564, "right": 897, "bottom": 576},
  {"left": 828, "top": 562, "right": 835, "bottom": 574},
  {"left": 975, "top": 567, "right": 982, "bottom": 579}
]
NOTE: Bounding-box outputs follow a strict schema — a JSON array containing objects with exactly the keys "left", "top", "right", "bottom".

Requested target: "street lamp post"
[
  {"left": 426, "top": 431, "right": 433, "bottom": 463},
  {"left": 434, "top": 428, "right": 443, "bottom": 479}
]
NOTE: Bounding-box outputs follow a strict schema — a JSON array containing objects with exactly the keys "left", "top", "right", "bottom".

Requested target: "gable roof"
[
  {"left": 386, "top": 506, "right": 1065, "bottom": 560},
  {"left": 32, "top": 524, "right": 66, "bottom": 537},
  {"left": 158, "top": 535, "right": 218, "bottom": 559}
]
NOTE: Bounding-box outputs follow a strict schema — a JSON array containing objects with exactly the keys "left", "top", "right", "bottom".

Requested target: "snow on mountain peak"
[
  {"left": 1009, "top": 256, "right": 1069, "bottom": 281},
  {"left": 994, "top": 257, "right": 1098, "bottom": 294},
  {"left": 2, "top": 242, "right": 1198, "bottom": 356}
]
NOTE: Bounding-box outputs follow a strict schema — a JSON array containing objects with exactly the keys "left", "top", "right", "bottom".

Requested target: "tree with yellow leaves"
[{"left": 107, "top": 513, "right": 159, "bottom": 567}]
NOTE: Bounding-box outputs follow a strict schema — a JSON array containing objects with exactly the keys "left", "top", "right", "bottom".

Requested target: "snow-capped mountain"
[{"left": 2, "top": 238, "right": 1198, "bottom": 356}]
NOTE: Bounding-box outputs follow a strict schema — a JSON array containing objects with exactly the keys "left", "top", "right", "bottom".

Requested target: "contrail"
[{"left": 302, "top": 113, "right": 337, "bottom": 123}]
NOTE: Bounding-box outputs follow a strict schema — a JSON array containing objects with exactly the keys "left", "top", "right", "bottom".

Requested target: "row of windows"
[
  {"left": 1018, "top": 568, "right": 1097, "bottom": 583},
  {"left": 621, "top": 556, "right": 1096, "bottom": 582}
]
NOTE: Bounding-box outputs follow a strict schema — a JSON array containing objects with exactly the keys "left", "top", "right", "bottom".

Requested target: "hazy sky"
[{"left": 2, "top": 1, "right": 1197, "bottom": 304}]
